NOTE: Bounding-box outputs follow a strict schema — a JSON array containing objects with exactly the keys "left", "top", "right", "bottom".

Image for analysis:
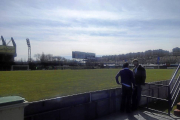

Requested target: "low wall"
[
  {"left": 140, "top": 80, "right": 169, "bottom": 105},
  {"left": 24, "top": 80, "right": 170, "bottom": 120},
  {"left": 167, "top": 67, "right": 177, "bottom": 69}
]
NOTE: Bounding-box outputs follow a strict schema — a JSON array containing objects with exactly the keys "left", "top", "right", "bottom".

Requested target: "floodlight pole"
[{"left": 26, "top": 38, "right": 31, "bottom": 62}]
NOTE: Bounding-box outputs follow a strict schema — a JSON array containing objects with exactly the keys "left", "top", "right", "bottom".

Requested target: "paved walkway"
[{"left": 95, "top": 109, "right": 180, "bottom": 120}]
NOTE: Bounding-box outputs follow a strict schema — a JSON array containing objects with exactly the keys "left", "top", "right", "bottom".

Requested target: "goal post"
[{"left": 11, "top": 65, "right": 29, "bottom": 71}]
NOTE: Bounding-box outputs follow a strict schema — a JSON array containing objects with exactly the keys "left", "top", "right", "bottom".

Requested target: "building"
[
  {"left": 172, "top": 47, "right": 180, "bottom": 56},
  {"left": 0, "top": 36, "right": 17, "bottom": 70},
  {"left": 72, "top": 51, "right": 95, "bottom": 59}
]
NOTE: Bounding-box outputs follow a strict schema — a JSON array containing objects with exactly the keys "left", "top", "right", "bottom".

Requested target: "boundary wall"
[{"left": 24, "top": 80, "right": 170, "bottom": 120}]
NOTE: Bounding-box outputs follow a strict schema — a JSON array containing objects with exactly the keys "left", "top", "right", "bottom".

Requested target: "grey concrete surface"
[{"left": 95, "top": 109, "right": 180, "bottom": 120}]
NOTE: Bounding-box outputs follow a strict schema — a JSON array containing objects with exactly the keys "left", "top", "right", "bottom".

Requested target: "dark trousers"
[
  {"left": 120, "top": 85, "right": 132, "bottom": 112},
  {"left": 132, "top": 85, "right": 142, "bottom": 110}
]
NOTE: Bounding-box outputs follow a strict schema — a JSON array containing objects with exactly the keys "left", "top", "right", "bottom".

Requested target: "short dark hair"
[
  {"left": 123, "top": 62, "right": 129, "bottom": 68},
  {"left": 132, "top": 59, "right": 138, "bottom": 63}
]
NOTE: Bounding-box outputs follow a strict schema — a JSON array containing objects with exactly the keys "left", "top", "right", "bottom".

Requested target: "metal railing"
[
  {"left": 169, "top": 64, "right": 180, "bottom": 113},
  {"left": 142, "top": 64, "right": 180, "bottom": 115}
]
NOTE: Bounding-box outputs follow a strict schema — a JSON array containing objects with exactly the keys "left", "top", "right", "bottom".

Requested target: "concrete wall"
[
  {"left": 24, "top": 80, "right": 170, "bottom": 120},
  {"left": 0, "top": 103, "right": 28, "bottom": 120},
  {"left": 140, "top": 80, "right": 170, "bottom": 106}
]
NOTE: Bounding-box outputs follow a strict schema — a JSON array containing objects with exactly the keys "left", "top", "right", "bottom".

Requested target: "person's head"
[
  {"left": 123, "top": 62, "right": 129, "bottom": 68},
  {"left": 133, "top": 59, "right": 139, "bottom": 67}
]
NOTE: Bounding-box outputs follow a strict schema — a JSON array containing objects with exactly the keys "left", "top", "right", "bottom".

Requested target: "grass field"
[{"left": 0, "top": 69, "right": 177, "bottom": 102}]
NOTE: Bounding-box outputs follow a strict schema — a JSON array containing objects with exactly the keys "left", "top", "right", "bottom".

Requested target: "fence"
[
  {"left": 24, "top": 79, "right": 171, "bottom": 120},
  {"left": 142, "top": 64, "right": 180, "bottom": 115}
]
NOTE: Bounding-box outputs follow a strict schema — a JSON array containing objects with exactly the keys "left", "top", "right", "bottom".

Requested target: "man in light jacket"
[{"left": 132, "top": 59, "right": 146, "bottom": 111}]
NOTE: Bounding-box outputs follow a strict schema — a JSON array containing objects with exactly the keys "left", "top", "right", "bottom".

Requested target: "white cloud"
[{"left": 1, "top": 0, "right": 180, "bottom": 60}]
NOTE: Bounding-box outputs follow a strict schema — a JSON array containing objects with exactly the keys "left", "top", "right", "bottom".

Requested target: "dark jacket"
[
  {"left": 133, "top": 65, "right": 146, "bottom": 85},
  {"left": 115, "top": 68, "right": 135, "bottom": 88}
]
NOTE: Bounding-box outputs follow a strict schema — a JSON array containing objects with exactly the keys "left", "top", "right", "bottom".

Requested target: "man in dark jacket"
[
  {"left": 115, "top": 62, "right": 135, "bottom": 113},
  {"left": 132, "top": 59, "right": 146, "bottom": 111}
]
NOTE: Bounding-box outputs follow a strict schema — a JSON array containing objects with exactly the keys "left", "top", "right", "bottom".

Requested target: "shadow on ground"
[{"left": 95, "top": 109, "right": 180, "bottom": 120}]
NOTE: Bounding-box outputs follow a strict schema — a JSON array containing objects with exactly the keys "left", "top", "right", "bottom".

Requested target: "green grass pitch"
[{"left": 0, "top": 69, "right": 177, "bottom": 102}]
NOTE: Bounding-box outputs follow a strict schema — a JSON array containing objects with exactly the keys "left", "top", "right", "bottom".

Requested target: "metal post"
[
  {"left": 149, "top": 84, "right": 151, "bottom": 103},
  {"left": 158, "top": 86, "right": 159, "bottom": 98},
  {"left": 26, "top": 38, "right": 31, "bottom": 62},
  {"left": 168, "top": 86, "right": 171, "bottom": 116},
  {"left": 146, "top": 97, "right": 148, "bottom": 108}
]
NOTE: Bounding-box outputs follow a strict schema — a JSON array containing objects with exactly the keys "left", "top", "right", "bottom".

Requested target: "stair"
[{"left": 174, "top": 102, "right": 180, "bottom": 116}]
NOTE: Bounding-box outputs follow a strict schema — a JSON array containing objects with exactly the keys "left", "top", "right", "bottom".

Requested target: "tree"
[
  {"left": 34, "top": 54, "right": 41, "bottom": 61},
  {"left": 34, "top": 53, "right": 65, "bottom": 62}
]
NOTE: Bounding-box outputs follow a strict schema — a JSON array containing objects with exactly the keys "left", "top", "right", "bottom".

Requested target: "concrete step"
[
  {"left": 177, "top": 102, "right": 180, "bottom": 110},
  {"left": 174, "top": 109, "right": 180, "bottom": 117}
]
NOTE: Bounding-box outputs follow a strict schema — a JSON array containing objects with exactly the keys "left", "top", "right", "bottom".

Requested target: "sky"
[{"left": 0, "top": 0, "right": 180, "bottom": 60}]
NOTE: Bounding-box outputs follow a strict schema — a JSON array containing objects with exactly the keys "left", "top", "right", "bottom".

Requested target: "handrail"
[
  {"left": 169, "top": 64, "right": 180, "bottom": 86},
  {"left": 171, "top": 74, "right": 180, "bottom": 94},
  {"left": 171, "top": 77, "right": 180, "bottom": 101},
  {"left": 169, "top": 64, "right": 180, "bottom": 109},
  {"left": 171, "top": 84, "right": 180, "bottom": 108}
]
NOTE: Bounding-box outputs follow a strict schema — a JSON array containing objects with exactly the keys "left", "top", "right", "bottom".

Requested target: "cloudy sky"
[{"left": 0, "top": 0, "right": 180, "bottom": 60}]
